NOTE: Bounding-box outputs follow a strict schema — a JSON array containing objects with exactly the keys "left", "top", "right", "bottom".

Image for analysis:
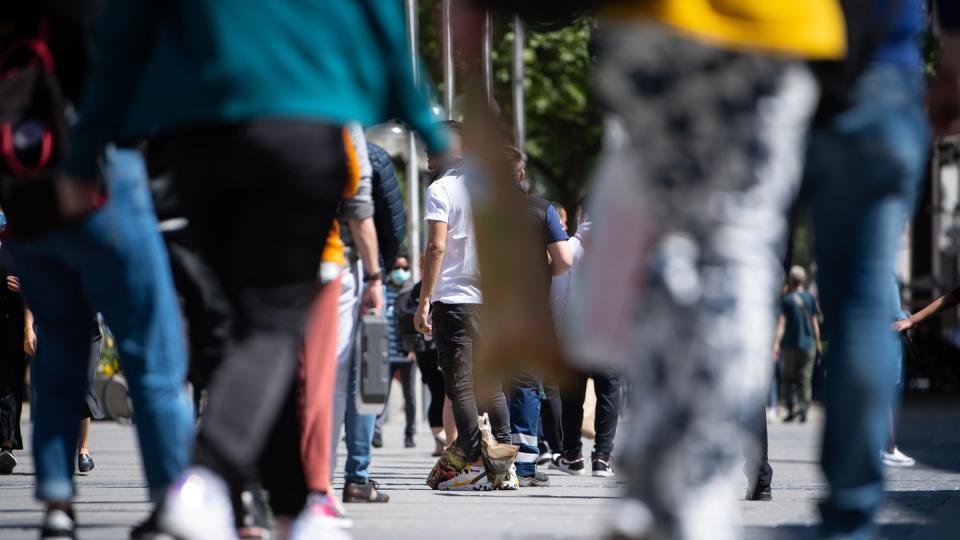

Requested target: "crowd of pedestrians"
[{"left": 0, "top": 0, "right": 959, "bottom": 539}]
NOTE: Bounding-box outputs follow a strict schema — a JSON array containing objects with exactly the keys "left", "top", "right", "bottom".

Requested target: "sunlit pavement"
[{"left": 2, "top": 397, "right": 959, "bottom": 539}]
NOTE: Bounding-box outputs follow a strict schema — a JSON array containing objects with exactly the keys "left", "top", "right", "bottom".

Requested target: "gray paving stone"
[{"left": 2, "top": 397, "right": 959, "bottom": 539}]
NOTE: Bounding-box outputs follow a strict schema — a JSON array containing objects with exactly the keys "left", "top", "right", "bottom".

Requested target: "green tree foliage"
[{"left": 417, "top": 2, "right": 603, "bottom": 226}]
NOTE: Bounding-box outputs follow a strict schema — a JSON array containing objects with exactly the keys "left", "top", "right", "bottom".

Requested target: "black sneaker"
[
  {"left": 40, "top": 507, "right": 76, "bottom": 539},
  {"left": 0, "top": 449, "right": 16, "bottom": 474},
  {"left": 592, "top": 455, "right": 615, "bottom": 478},
  {"left": 236, "top": 485, "right": 273, "bottom": 539},
  {"left": 749, "top": 485, "right": 773, "bottom": 501},
  {"left": 371, "top": 432, "right": 383, "bottom": 448},
  {"left": 130, "top": 509, "right": 176, "bottom": 539},
  {"left": 552, "top": 452, "right": 585, "bottom": 476},
  {"left": 404, "top": 435, "right": 415, "bottom": 448},
  {"left": 518, "top": 471, "right": 551, "bottom": 487},
  {"left": 77, "top": 453, "right": 94, "bottom": 474}
]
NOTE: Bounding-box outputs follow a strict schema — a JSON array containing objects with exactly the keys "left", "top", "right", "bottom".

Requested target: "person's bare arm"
[
  {"left": 24, "top": 307, "right": 36, "bottom": 357},
  {"left": 893, "top": 292, "right": 960, "bottom": 331},
  {"left": 415, "top": 220, "right": 447, "bottom": 335},
  {"left": 546, "top": 240, "right": 573, "bottom": 276},
  {"left": 347, "top": 216, "right": 383, "bottom": 316},
  {"left": 773, "top": 314, "right": 786, "bottom": 359}
]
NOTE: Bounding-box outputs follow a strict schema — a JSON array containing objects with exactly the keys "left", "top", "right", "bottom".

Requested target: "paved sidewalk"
[{"left": 2, "top": 397, "right": 959, "bottom": 539}]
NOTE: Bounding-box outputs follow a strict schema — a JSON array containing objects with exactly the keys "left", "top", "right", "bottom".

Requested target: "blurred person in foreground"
[
  {"left": 563, "top": 1, "right": 844, "bottom": 539},
  {"left": 800, "top": 0, "right": 945, "bottom": 536},
  {"left": 59, "top": 1, "right": 448, "bottom": 538},
  {"left": 1, "top": 4, "right": 194, "bottom": 538}
]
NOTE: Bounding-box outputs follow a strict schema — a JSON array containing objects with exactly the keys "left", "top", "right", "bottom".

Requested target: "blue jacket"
[
  {"left": 369, "top": 143, "right": 405, "bottom": 270},
  {"left": 66, "top": 0, "right": 447, "bottom": 179}
]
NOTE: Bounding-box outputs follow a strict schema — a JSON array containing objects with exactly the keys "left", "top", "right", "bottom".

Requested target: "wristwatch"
[{"left": 363, "top": 270, "right": 382, "bottom": 283}]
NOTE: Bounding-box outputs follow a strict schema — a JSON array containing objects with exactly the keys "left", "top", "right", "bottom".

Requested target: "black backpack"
[
  {"left": 0, "top": 20, "right": 71, "bottom": 239},
  {"left": 395, "top": 282, "right": 428, "bottom": 354}
]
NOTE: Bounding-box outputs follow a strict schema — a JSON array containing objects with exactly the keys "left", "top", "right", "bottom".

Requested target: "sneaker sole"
[
  {"left": 556, "top": 467, "right": 584, "bottom": 476},
  {"left": 592, "top": 470, "right": 615, "bottom": 478}
]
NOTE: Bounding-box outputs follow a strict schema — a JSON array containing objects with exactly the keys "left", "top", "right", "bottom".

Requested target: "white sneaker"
[
  {"left": 158, "top": 466, "right": 238, "bottom": 540},
  {"left": 882, "top": 448, "right": 916, "bottom": 467},
  {"left": 550, "top": 454, "right": 585, "bottom": 476},
  {"left": 498, "top": 464, "right": 520, "bottom": 490},
  {"left": 437, "top": 464, "right": 495, "bottom": 491},
  {"left": 289, "top": 493, "right": 353, "bottom": 540}
]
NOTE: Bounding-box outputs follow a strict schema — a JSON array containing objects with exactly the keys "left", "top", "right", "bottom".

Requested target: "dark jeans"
[
  {"left": 560, "top": 370, "right": 621, "bottom": 459},
  {"left": 742, "top": 400, "right": 773, "bottom": 494},
  {"left": 375, "top": 361, "right": 417, "bottom": 437},
  {"left": 507, "top": 371, "right": 541, "bottom": 476},
  {"left": 432, "top": 302, "right": 510, "bottom": 462},
  {"left": 166, "top": 120, "right": 347, "bottom": 516},
  {"left": 416, "top": 348, "right": 445, "bottom": 429},
  {"left": 540, "top": 380, "right": 562, "bottom": 455}
]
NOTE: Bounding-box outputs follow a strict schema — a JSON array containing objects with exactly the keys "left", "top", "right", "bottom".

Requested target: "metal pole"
[
  {"left": 482, "top": 11, "right": 494, "bottom": 106},
  {"left": 441, "top": 0, "right": 455, "bottom": 117},
  {"left": 512, "top": 14, "right": 525, "bottom": 150},
  {"left": 405, "top": 0, "right": 422, "bottom": 282}
]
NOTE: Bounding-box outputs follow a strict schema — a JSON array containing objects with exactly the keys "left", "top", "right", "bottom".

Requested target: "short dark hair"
[{"left": 504, "top": 145, "right": 525, "bottom": 166}]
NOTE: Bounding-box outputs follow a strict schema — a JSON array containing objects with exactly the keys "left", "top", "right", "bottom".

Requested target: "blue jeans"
[
  {"left": 8, "top": 149, "right": 193, "bottom": 502},
  {"left": 804, "top": 64, "right": 928, "bottom": 539},
  {"left": 508, "top": 373, "right": 541, "bottom": 477},
  {"left": 344, "top": 348, "right": 376, "bottom": 484}
]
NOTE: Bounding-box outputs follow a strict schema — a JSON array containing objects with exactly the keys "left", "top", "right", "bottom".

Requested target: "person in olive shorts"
[{"left": 774, "top": 266, "right": 821, "bottom": 423}]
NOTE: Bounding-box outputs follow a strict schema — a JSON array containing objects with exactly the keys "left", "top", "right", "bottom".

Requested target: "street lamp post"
[
  {"left": 512, "top": 15, "right": 525, "bottom": 151},
  {"left": 405, "top": 0, "right": 422, "bottom": 281}
]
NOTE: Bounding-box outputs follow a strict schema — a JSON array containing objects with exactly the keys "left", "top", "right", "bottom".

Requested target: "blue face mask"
[{"left": 390, "top": 268, "right": 411, "bottom": 285}]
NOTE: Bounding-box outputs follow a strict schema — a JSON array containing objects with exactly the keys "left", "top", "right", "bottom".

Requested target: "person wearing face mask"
[{"left": 373, "top": 257, "right": 418, "bottom": 448}]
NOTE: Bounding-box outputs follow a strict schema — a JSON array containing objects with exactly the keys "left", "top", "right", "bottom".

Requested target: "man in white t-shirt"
[{"left": 414, "top": 123, "right": 511, "bottom": 490}]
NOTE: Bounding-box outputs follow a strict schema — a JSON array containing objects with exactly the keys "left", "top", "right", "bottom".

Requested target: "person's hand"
[
  {"left": 6, "top": 275, "right": 21, "bottom": 293},
  {"left": 414, "top": 302, "right": 432, "bottom": 335},
  {"left": 892, "top": 318, "right": 915, "bottom": 332},
  {"left": 23, "top": 327, "right": 36, "bottom": 357},
  {"left": 56, "top": 175, "right": 102, "bottom": 219},
  {"left": 772, "top": 343, "right": 781, "bottom": 361},
  {"left": 361, "top": 280, "right": 383, "bottom": 316}
]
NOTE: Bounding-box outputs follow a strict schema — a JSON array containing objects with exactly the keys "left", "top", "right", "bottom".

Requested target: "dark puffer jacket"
[{"left": 369, "top": 142, "right": 406, "bottom": 270}]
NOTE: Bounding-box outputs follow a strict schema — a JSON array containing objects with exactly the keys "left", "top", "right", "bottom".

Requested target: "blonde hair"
[{"left": 788, "top": 265, "right": 807, "bottom": 287}]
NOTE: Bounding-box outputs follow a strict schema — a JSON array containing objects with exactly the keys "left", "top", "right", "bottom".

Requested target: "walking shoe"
[
  {"left": 536, "top": 451, "right": 553, "bottom": 466},
  {"left": 158, "top": 466, "right": 238, "bottom": 540},
  {"left": 130, "top": 508, "right": 176, "bottom": 539},
  {"left": 404, "top": 435, "right": 416, "bottom": 448},
  {"left": 436, "top": 463, "right": 495, "bottom": 491},
  {"left": 551, "top": 453, "right": 585, "bottom": 476},
  {"left": 77, "top": 453, "right": 95, "bottom": 474},
  {"left": 498, "top": 464, "right": 520, "bottom": 490},
  {"left": 0, "top": 449, "right": 16, "bottom": 474},
  {"left": 518, "top": 471, "right": 551, "bottom": 487},
  {"left": 371, "top": 432, "right": 383, "bottom": 448},
  {"left": 40, "top": 507, "right": 76, "bottom": 540},
  {"left": 342, "top": 480, "right": 390, "bottom": 503},
  {"left": 592, "top": 455, "right": 615, "bottom": 477},
  {"left": 882, "top": 448, "right": 916, "bottom": 467},
  {"left": 748, "top": 485, "right": 773, "bottom": 501},
  {"left": 289, "top": 492, "right": 354, "bottom": 539},
  {"left": 236, "top": 485, "right": 273, "bottom": 538}
]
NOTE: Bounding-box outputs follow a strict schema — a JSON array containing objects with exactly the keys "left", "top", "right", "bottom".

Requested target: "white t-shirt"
[{"left": 424, "top": 171, "right": 482, "bottom": 304}]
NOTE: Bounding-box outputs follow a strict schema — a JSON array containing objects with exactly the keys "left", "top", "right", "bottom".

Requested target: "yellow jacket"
[{"left": 605, "top": 0, "right": 846, "bottom": 59}]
